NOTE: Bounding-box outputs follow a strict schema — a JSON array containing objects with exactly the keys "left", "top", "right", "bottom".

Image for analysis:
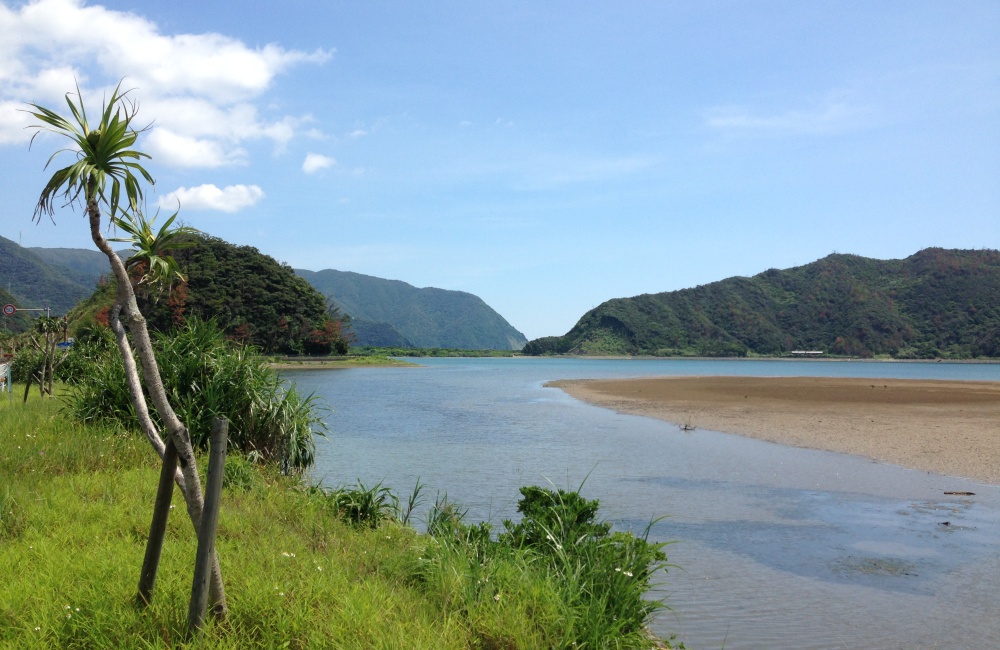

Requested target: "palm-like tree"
[
  {"left": 26, "top": 83, "right": 227, "bottom": 617},
  {"left": 111, "top": 208, "right": 198, "bottom": 293}
]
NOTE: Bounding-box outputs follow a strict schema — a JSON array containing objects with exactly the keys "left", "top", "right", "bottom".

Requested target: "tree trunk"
[{"left": 87, "top": 193, "right": 226, "bottom": 617}]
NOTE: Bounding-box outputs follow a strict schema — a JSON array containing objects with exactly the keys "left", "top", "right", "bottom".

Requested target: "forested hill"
[
  {"left": 128, "top": 234, "right": 347, "bottom": 355},
  {"left": 523, "top": 248, "right": 1000, "bottom": 359},
  {"left": 296, "top": 269, "right": 528, "bottom": 350}
]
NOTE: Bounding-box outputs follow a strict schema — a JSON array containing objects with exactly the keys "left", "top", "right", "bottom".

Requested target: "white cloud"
[
  {"left": 302, "top": 153, "right": 336, "bottom": 173},
  {"left": 0, "top": 0, "right": 330, "bottom": 164},
  {"left": 147, "top": 128, "right": 246, "bottom": 168},
  {"left": 348, "top": 129, "right": 368, "bottom": 139},
  {"left": 0, "top": 100, "right": 35, "bottom": 145},
  {"left": 159, "top": 184, "right": 264, "bottom": 212}
]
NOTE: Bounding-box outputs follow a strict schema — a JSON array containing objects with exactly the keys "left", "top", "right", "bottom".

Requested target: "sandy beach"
[{"left": 549, "top": 376, "right": 1000, "bottom": 485}]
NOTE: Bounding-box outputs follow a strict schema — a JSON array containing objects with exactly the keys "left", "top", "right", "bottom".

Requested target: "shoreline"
[
  {"left": 269, "top": 356, "right": 418, "bottom": 370},
  {"left": 537, "top": 355, "right": 1000, "bottom": 364},
  {"left": 549, "top": 376, "right": 1000, "bottom": 485}
]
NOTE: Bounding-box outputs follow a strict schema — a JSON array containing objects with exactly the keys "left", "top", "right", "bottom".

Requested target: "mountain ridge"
[
  {"left": 524, "top": 248, "right": 1000, "bottom": 359},
  {"left": 295, "top": 268, "right": 527, "bottom": 350},
  {"left": 0, "top": 237, "right": 526, "bottom": 351}
]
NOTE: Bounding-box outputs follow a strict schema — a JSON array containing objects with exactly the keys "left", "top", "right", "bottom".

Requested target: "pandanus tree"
[{"left": 26, "top": 83, "right": 227, "bottom": 617}]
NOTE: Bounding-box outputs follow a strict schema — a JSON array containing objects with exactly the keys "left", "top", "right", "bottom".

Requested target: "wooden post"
[
  {"left": 188, "top": 417, "right": 228, "bottom": 635},
  {"left": 136, "top": 439, "right": 178, "bottom": 606}
]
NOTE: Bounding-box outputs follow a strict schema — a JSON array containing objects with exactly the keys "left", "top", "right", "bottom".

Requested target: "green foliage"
[
  {"left": 0, "top": 398, "right": 682, "bottom": 648},
  {"left": 525, "top": 248, "right": 1000, "bottom": 359},
  {"left": 296, "top": 268, "right": 528, "bottom": 350},
  {"left": 502, "top": 486, "right": 609, "bottom": 549},
  {"left": 419, "top": 485, "right": 674, "bottom": 647},
  {"left": 129, "top": 233, "right": 348, "bottom": 355},
  {"left": 62, "top": 318, "right": 326, "bottom": 469},
  {"left": 110, "top": 209, "right": 198, "bottom": 293},
  {"left": 315, "top": 480, "right": 400, "bottom": 529},
  {"left": 10, "top": 346, "right": 43, "bottom": 384},
  {"left": 499, "top": 486, "right": 671, "bottom": 643},
  {"left": 26, "top": 80, "right": 153, "bottom": 223}
]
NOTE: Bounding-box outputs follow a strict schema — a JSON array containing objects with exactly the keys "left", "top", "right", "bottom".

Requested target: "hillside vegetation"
[
  {"left": 0, "top": 235, "right": 95, "bottom": 316},
  {"left": 296, "top": 268, "right": 528, "bottom": 350},
  {"left": 0, "top": 285, "right": 32, "bottom": 334},
  {"left": 28, "top": 246, "right": 110, "bottom": 289},
  {"left": 57, "top": 234, "right": 349, "bottom": 355},
  {"left": 132, "top": 234, "right": 350, "bottom": 355},
  {"left": 524, "top": 248, "right": 1000, "bottom": 359}
]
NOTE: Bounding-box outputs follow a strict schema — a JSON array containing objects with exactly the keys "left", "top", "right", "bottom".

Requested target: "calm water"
[{"left": 288, "top": 358, "right": 1000, "bottom": 649}]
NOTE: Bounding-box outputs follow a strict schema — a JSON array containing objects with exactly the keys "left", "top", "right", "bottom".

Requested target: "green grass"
[{"left": 1, "top": 389, "right": 677, "bottom": 649}]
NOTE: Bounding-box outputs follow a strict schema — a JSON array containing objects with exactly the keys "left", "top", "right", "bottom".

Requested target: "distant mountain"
[
  {"left": 296, "top": 269, "right": 527, "bottom": 350},
  {"left": 28, "top": 246, "right": 110, "bottom": 289},
  {"left": 524, "top": 248, "right": 1000, "bottom": 359},
  {"left": 0, "top": 235, "right": 95, "bottom": 315},
  {"left": 349, "top": 318, "right": 413, "bottom": 348}
]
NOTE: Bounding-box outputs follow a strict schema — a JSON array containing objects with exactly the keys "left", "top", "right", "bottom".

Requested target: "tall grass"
[{"left": 1, "top": 392, "right": 681, "bottom": 648}]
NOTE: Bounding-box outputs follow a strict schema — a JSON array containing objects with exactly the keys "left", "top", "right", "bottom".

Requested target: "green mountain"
[
  {"left": 28, "top": 246, "right": 110, "bottom": 289},
  {"left": 295, "top": 269, "right": 528, "bottom": 350},
  {"left": 348, "top": 318, "right": 413, "bottom": 348},
  {"left": 524, "top": 248, "right": 1000, "bottom": 359},
  {"left": 0, "top": 235, "right": 95, "bottom": 316}
]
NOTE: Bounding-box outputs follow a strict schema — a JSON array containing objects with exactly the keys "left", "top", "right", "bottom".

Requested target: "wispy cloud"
[
  {"left": 302, "top": 153, "right": 336, "bottom": 174},
  {"left": 159, "top": 184, "right": 265, "bottom": 212},
  {"left": 705, "top": 98, "right": 869, "bottom": 137},
  {"left": 0, "top": 0, "right": 330, "bottom": 163},
  {"left": 516, "top": 155, "right": 658, "bottom": 189}
]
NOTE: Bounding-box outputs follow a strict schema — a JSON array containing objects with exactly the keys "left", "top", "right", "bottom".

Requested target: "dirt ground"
[{"left": 549, "top": 376, "right": 1000, "bottom": 485}]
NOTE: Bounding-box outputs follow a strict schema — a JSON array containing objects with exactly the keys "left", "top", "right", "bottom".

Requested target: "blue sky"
[{"left": 1, "top": 0, "right": 997, "bottom": 340}]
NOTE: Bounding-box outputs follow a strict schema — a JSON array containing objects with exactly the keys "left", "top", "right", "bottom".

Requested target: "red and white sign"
[{"left": 2, "top": 304, "right": 16, "bottom": 316}]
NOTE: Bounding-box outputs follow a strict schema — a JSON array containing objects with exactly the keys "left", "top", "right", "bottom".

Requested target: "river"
[{"left": 287, "top": 358, "right": 1000, "bottom": 649}]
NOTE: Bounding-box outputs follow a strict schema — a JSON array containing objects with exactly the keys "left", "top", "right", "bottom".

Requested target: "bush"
[
  {"left": 417, "top": 485, "right": 674, "bottom": 648},
  {"left": 62, "top": 318, "right": 326, "bottom": 470}
]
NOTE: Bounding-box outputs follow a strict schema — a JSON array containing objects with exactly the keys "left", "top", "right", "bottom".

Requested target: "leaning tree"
[{"left": 26, "top": 83, "right": 227, "bottom": 617}]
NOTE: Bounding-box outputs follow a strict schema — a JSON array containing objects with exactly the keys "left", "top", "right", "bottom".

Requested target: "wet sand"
[{"left": 549, "top": 376, "right": 1000, "bottom": 485}]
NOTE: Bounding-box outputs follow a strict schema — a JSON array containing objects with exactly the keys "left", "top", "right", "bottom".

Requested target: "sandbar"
[{"left": 549, "top": 376, "right": 1000, "bottom": 485}]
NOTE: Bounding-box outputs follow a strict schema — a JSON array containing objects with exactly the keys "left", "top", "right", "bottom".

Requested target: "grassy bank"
[{"left": 0, "top": 389, "right": 678, "bottom": 649}]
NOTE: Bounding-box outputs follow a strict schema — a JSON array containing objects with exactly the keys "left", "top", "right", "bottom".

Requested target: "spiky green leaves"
[
  {"left": 110, "top": 209, "right": 199, "bottom": 293},
  {"left": 25, "top": 80, "right": 153, "bottom": 223}
]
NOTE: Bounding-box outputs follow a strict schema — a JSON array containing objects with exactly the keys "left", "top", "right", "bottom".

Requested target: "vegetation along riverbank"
[{"left": 0, "top": 386, "right": 679, "bottom": 649}]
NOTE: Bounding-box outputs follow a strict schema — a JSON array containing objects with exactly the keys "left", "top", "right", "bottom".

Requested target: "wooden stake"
[
  {"left": 188, "top": 417, "right": 228, "bottom": 635},
  {"left": 136, "top": 439, "right": 178, "bottom": 606}
]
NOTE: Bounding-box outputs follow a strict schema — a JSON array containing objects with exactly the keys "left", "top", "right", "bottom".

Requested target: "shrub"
[
  {"left": 321, "top": 480, "right": 399, "bottom": 529},
  {"left": 418, "top": 485, "right": 674, "bottom": 648},
  {"left": 62, "top": 318, "right": 326, "bottom": 470}
]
